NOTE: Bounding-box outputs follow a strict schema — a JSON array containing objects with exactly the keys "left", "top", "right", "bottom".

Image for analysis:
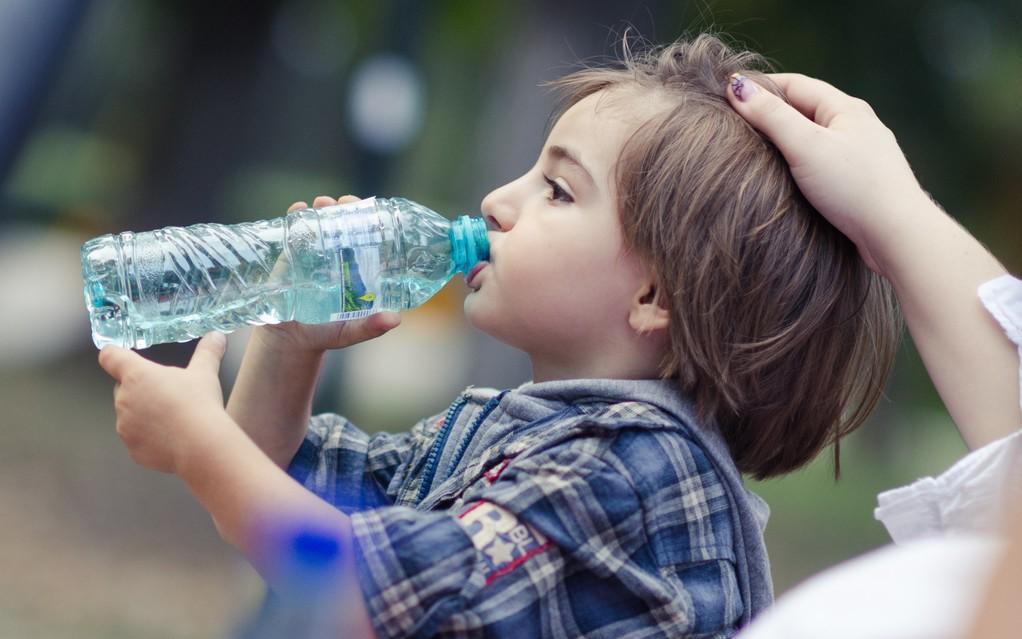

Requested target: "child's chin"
[
  {"left": 463, "top": 296, "right": 511, "bottom": 342},
  {"left": 462, "top": 295, "right": 489, "bottom": 330}
]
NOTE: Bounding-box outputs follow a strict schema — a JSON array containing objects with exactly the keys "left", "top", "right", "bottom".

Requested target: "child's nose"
[{"left": 480, "top": 187, "right": 515, "bottom": 232}]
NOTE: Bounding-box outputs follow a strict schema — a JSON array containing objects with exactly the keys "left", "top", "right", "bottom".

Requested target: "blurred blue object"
[
  {"left": 231, "top": 524, "right": 347, "bottom": 639},
  {"left": 0, "top": 0, "right": 89, "bottom": 191},
  {"left": 288, "top": 528, "right": 342, "bottom": 589}
]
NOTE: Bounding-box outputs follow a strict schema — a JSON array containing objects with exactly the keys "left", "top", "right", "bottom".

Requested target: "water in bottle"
[{"left": 81, "top": 197, "right": 489, "bottom": 349}]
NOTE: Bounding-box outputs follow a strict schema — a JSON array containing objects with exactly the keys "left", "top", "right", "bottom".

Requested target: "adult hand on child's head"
[
  {"left": 725, "top": 72, "right": 934, "bottom": 277},
  {"left": 98, "top": 332, "right": 230, "bottom": 474},
  {"left": 255, "top": 194, "right": 401, "bottom": 354}
]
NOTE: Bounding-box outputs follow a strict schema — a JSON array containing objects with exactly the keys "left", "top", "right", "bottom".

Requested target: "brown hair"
[{"left": 547, "top": 33, "right": 902, "bottom": 480}]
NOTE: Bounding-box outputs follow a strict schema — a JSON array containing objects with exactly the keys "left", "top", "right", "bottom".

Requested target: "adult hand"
[
  {"left": 725, "top": 72, "right": 933, "bottom": 277},
  {"left": 726, "top": 73, "right": 1020, "bottom": 450},
  {"left": 256, "top": 194, "right": 401, "bottom": 354},
  {"left": 98, "top": 332, "right": 231, "bottom": 474}
]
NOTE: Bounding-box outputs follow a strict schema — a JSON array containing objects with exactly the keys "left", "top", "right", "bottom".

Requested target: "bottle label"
[{"left": 314, "top": 198, "right": 391, "bottom": 320}]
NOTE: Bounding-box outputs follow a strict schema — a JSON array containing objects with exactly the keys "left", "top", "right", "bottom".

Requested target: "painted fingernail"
[{"left": 730, "top": 73, "right": 758, "bottom": 102}]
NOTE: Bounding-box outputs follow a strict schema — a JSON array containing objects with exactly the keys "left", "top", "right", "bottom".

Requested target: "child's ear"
[{"left": 628, "top": 280, "right": 670, "bottom": 335}]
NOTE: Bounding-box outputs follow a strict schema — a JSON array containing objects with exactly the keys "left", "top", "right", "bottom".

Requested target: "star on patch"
[
  {"left": 458, "top": 501, "right": 552, "bottom": 583},
  {"left": 485, "top": 536, "right": 515, "bottom": 565}
]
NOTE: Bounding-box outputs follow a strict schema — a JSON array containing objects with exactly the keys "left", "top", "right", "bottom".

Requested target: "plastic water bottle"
[{"left": 81, "top": 197, "right": 489, "bottom": 349}]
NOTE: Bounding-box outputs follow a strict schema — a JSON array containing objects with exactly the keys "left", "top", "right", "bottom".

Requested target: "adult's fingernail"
[{"left": 730, "top": 73, "right": 758, "bottom": 102}]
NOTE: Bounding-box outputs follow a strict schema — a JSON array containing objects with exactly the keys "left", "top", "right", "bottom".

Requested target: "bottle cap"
[{"left": 450, "top": 215, "right": 490, "bottom": 274}]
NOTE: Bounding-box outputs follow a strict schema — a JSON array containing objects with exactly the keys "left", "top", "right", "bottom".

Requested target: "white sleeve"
[
  {"left": 979, "top": 274, "right": 1022, "bottom": 413},
  {"left": 874, "top": 430, "right": 1022, "bottom": 543},
  {"left": 874, "top": 274, "right": 1022, "bottom": 544}
]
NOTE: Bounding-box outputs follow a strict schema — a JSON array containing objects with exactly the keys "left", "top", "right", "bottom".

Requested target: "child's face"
[{"left": 465, "top": 91, "right": 654, "bottom": 380}]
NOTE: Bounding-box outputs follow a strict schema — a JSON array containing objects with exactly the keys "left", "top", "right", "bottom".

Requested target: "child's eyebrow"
[{"left": 547, "top": 145, "right": 595, "bottom": 189}]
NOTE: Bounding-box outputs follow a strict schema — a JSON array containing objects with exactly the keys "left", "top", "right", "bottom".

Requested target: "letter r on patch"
[{"left": 458, "top": 501, "right": 550, "bottom": 581}]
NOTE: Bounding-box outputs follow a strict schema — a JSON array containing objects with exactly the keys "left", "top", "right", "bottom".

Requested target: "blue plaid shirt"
[{"left": 287, "top": 381, "right": 770, "bottom": 638}]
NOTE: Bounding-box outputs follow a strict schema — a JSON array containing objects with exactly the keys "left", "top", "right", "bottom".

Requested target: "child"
[{"left": 99, "top": 34, "right": 906, "bottom": 638}]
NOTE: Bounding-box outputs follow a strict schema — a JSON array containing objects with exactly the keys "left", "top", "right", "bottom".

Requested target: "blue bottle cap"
[{"left": 450, "top": 215, "right": 490, "bottom": 275}]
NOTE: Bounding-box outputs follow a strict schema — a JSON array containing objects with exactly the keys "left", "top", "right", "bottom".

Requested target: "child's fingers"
[
  {"left": 188, "top": 332, "right": 227, "bottom": 374},
  {"left": 369, "top": 311, "right": 401, "bottom": 333},
  {"left": 286, "top": 195, "right": 359, "bottom": 214},
  {"left": 312, "top": 195, "right": 338, "bottom": 208},
  {"left": 98, "top": 345, "right": 145, "bottom": 381},
  {"left": 726, "top": 73, "right": 826, "bottom": 165},
  {"left": 337, "top": 312, "right": 401, "bottom": 346}
]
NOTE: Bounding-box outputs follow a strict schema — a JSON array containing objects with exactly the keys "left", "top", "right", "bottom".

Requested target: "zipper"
[
  {"left": 442, "top": 390, "right": 509, "bottom": 483},
  {"left": 416, "top": 403, "right": 582, "bottom": 510},
  {"left": 416, "top": 393, "right": 470, "bottom": 503}
]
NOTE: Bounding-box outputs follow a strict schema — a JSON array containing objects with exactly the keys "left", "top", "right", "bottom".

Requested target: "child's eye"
[{"left": 544, "top": 176, "right": 574, "bottom": 204}]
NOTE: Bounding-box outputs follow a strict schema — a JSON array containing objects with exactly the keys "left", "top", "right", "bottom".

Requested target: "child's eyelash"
[{"left": 543, "top": 175, "right": 573, "bottom": 203}]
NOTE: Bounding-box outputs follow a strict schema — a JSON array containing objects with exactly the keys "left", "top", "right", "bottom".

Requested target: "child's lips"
[{"left": 467, "top": 261, "right": 489, "bottom": 289}]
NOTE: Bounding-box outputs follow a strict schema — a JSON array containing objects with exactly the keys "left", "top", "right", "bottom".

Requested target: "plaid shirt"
[{"left": 288, "top": 383, "right": 762, "bottom": 638}]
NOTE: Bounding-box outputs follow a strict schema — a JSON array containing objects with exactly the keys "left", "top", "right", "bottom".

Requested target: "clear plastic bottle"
[{"left": 81, "top": 197, "right": 489, "bottom": 349}]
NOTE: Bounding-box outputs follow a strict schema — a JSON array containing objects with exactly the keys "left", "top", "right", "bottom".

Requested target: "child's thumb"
[
  {"left": 725, "top": 73, "right": 822, "bottom": 164},
  {"left": 189, "top": 332, "right": 227, "bottom": 374}
]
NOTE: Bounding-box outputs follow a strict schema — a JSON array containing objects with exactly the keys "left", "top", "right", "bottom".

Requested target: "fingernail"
[{"left": 730, "top": 73, "right": 758, "bottom": 102}]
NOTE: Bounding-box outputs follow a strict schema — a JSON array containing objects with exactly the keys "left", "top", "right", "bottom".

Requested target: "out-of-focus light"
[
  {"left": 917, "top": 2, "right": 993, "bottom": 80},
  {"left": 347, "top": 54, "right": 424, "bottom": 153},
  {"left": 0, "top": 225, "right": 89, "bottom": 366}
]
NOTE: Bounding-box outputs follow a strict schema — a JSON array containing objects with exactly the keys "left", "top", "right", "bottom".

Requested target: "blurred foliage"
[{"left": 0, "top": 0, "right": 1018, "bottom": 636}]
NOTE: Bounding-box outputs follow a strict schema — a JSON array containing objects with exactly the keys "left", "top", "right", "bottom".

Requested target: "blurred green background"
[{"left": 0, "top": 0, "right": 1019, "bottom": 637}]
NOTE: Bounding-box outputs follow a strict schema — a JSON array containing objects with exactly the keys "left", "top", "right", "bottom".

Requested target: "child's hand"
[
  {"left": 256, "top": 194, "right": 401, "bottom": 355},
  {"left": 726, "top": 72, "right": 934, "bottom": 277},
  {"left": 98, "top": 332, "right": 231, "bottom": 474}
]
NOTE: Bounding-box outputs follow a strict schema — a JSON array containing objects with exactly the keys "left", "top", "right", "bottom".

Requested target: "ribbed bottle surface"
[{"left": 81, "top": 197, "right": 488, "bottom": 349}]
